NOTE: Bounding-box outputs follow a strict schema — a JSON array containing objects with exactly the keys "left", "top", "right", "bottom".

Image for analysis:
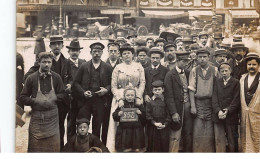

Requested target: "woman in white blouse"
[{"left": 106, "top": 43, "right": 146, "bottom": 152}]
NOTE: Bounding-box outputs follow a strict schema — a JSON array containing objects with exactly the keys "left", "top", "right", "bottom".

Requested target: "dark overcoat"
[
  {"left": 212, "top": 77, "right": 241, "bottom": 125},
  {"left": 164, "top": 67, "right": 189, "bottom": 129}
]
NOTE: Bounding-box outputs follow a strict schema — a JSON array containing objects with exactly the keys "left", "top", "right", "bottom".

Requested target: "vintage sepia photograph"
[{"left": 15, "top": 0, "right": 260, "bottom": 153}]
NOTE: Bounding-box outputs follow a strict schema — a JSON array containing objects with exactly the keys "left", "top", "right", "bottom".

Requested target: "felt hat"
[
  {"left": 151, "top": 80, "right": 164, "bottom": 87},
  {"left": 198, "top": 31, "right": 209, "bottom": 39},
  {"left": 190, "top": 43, "right": 200, "bottom": 50},
  {"left": 164, "top": 42, "right": 176, "bottom": 51},
  {"left": 175, "top": 50, "right": 191, "bottom": 60},
  {"left": 50, "top": 35, "right": 63, "bottom": 43},
  {"left": 230, "top": 42, "right": 248, "bottom": 53},
  {"left": 66, "top": 39, "right": 83, "bottom": 49},
  {"left": 214, "top": 49, "right": 228, "bottom": 56},
  {"left": 89, "top": 42, "right": 105, "bottom": 50},
  {"left": 148, "top": 47, "right": 164, "bottom": 58},
  {"left": 196, "top": 48, "right": 210, "bottom": 55},
  {"left": 135, "top": 39, "right": 146, "bottom": 47},
  {"left": 159, "top": 30, "right": 180, "bottom": 42}
]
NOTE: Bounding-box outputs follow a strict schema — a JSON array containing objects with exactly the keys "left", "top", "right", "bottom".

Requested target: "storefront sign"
[
  {"left": 224, "top": 0, "right": 238, "bottom": 8},
  {"left": 180, "top": 0, "right": 194, "bottom": 7},
  {"left": 101, "top": 9, "right": 124, "bottom": 14},
  {"left": 157, "top": 0, "right": 173, "bottom": 7},
  {"left": 201, "top": 0, "right": 213, "bottom": 7},
  {"left": 120, "top": 108, "right": 139, "bottom": 122}
]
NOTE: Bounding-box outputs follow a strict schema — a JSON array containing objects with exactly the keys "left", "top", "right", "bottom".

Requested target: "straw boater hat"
[
  {"left": 244, "top": 52, "right": 260, "bottom": 63},
  {"left": 50, "top": 35, "right": 63, "bottom": 43}
]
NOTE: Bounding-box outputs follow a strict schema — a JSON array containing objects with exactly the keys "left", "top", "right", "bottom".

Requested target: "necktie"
[{"left": 40, "top": 71, "right": 52, "bottom": 79}]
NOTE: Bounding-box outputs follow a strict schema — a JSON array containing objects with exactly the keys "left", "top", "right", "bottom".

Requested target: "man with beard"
[
  {"left": 164, "top": 50, "right": 193, "bottom": 152},
  {"left": 213, "top": 49, "right": 228, "bottom": 68},
  {"left": 72, "top": 42, "right": 113, "bottom": 141},
  {"left": 106, "top": 42, "right": 121, "bottom": 70},
  {"left": 161, "top": 43, "right": 177, "bottom": 71},
  {"left": 66, "top": 39, "right": 86, "bottom": 140},
  {"left": 144, "top": 47, "right": 168, "bottom": 104},
  {"left": 213, "top": 32, "right": 224, "bottom": 50},
  {"left": 239, "top": 53, "right": 260, "bottom": 152},
  {"left": 188, "top": 48, "right": 219, "bottom": 152},
  {"left": 229, "top": 42, "right": 248, "bottom": 80},
  {"left": 136, "top": 46, "right": 151, "bottom": 69},
  {"left": 23, "top": 35, "right": 73, "bottom": 149}
]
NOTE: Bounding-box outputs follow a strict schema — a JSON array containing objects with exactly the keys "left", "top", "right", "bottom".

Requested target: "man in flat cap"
[
  {"left": 23, "top": 35, "right": 73, "bottom": 149},
  {"left": 164, "top": 50, "right": 193, "bottom": 152},
  {"left": 240, "top": 52, "right": 260, "bottom": 152},
  {"left": 229, "top": 42, "right": 248, "bottom": 80},
  {"left": 188, "top": 48, "right": 219, "bottom": 152},
  {"left": 197, "top": 31, "right": 215, "bottom": 62},
  {"left": 213, "top": 49, "right": 229, "bottom": 68},
  {"left": 72, "top": 42, "right": 113, "bottom": 141},
  {"left": 161, "top": 43, "right": 177, "bottom": 71},
  {"left": 144, "top": 47, "right": 169, "bottom": 104},
  {"left": 66, "top": 39, "right": 86, "bottom": 140}
]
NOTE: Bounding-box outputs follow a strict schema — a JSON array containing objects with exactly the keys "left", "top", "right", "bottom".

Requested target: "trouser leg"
[
  {"left": 91, "top": 97, "right": 105, "bottom": 138},
  {"left": 169, "top": 126, "right": 182, "bottom": 152},
  {"left": 67, "top": 99, "right": 79, "bottom": 139},
  {"left": 101, "top": 104, "right": 111, "bottom": 145},
  {"left": 225, "top": 124, "right": 237, "bottom": 152},
  {"left": 182, "top": 102, "right": 193, "bottom": 152},
  {"left": 58, "top": 103, "right": 68, "bottom": 149},
  {"left": 214, "top": 122, "right": 226, "bottom": 152}
]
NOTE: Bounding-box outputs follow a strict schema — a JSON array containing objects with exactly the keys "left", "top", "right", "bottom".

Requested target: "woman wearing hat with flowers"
[{"left": 106, "top": 43, "right": 146, "bottom": 152}]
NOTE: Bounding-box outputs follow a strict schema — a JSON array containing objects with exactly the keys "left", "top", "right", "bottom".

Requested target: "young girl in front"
[{"left": 112, "top": 86, "right": 146, "bottom": 152}]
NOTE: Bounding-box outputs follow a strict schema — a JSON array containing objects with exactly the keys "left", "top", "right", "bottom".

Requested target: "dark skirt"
[
  {"left": 28, "top": 132, "right": 60, "bottom": 152},
  {"left": 147, "top": 124, "right": 169, "bottom": 152},
  {"left": 115, "top": 126, "right": 145, "bottom": 151}
]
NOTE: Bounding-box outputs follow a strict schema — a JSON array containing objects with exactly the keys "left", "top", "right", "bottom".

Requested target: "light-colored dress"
[{"left": 106, "top": 61, "right": 146, "bottom": 152}]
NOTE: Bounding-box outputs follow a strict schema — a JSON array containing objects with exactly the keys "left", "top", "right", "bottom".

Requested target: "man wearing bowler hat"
[
  {"left": 66, "top": 39, "right": 86, "bottom": 139},
  {"left": 72, "top": 42, "right": 113, "bottom": 140},
  {"left": 229, "top": 42, "right": 249, "bottom": 80},
  {"left": 213, "top": 32, "right": 224, "bottom": 50},
  {"left": 161, "top": 43, "right": 177, "bottom": 71},
  {"left": 23, "top": 35, "right": 73, "bottom": 149},
  {"left": 164, "top": 50, "right": 193, "bottom": 152}
]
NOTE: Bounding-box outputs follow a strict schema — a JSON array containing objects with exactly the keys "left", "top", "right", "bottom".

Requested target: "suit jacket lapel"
[
  {"left": 172, "top": 68, "right": 182, "bottom": 86},
  {"left": 60, "top": 54, "right": 65, "bottom": 77},
  {"left": 224, "top": 77, "right": 233, "bottom": 88}
]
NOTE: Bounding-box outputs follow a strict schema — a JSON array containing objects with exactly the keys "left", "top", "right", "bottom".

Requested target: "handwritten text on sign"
[{"left": 120, "top": 108, "right": 139, "bottom": 122}]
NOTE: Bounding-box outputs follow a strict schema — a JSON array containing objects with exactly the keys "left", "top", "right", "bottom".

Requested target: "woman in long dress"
[{"left": 106, "top": 44, "right": 146, "bottom": 152}]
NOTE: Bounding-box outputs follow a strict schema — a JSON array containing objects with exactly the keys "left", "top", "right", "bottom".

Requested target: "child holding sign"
[
  {"left": 146, "top": 80, "right": 171, "bottom": 152},
  {"left": 112, "top": 86, "right": 146, "bottom": 152}
]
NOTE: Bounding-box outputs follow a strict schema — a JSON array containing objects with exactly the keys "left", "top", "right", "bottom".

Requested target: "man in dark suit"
[
  {"left": 212, "top": 62, "right": 240, "bottom": 152},
  {"left": 23, "top": 35, "right": 73, "bottom": 149},
  {"left": 106, "top": 42, "right": 121, "bottom": 70},
  {"left": 66, "top": 39, "right": 86, "bottom": 139},
  {"left": 72, "top": 42, "right": 113, "bottom": 140},
  {"left": 212, "top": 49, "right": 228, "bottom": 68},
  {"left": 144, "top": 47, "right": 168, "bottom": 103},
  {"left": 164, "top": 50, "right": 193, "bottom": 152}
]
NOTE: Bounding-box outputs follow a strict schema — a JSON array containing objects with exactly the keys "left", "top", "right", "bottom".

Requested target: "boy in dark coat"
[
  {"left": 62, "top": 110, "right": 109, "bottom": 152},
  {"left": 146, "top": 80, "right": 171, "bottom": 152},
  {"left": 212, "top": 62, "right": 240, "bottom": 152}
]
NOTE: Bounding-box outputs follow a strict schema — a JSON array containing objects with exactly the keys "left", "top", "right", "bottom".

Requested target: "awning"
[
  {"left": 230, "top": 10, "right": 259, "bottom": 19},
  {"left": 101, "top": 9, "right": 125, "bottom": 14},
  {"left": 141, "top": 10, "right": 188, "bottom": 19},
  {"left": 188, "top": 10, "right": 213, "bottom": 17}
]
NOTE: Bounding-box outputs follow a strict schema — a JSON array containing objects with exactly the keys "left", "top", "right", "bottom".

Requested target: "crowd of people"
[{"left": 16, "top": 28, "right": 260, "bottom": 153}]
